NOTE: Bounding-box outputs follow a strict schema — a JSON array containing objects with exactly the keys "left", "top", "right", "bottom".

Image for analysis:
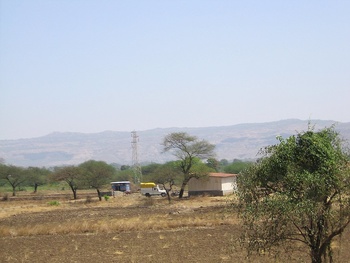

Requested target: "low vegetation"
[
  {"left": 0, "top": 191, "right": 235, "bottom": 236},
  {"left": 238, "top": 125, "right": 350, "bottom": 263},
  {"left": 0, "top": 190, "right": 349, "bottom": 263},
  {"left": 1, "top": 127, "right": 349, "bottom": 262}
]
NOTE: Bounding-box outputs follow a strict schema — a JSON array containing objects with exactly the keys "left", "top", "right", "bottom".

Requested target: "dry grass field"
[{"left": 1, "top": 190, "right": 350, "bottom": 263}]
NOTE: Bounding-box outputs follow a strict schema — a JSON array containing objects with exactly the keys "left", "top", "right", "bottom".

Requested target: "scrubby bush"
[
  {"left": 2, "top": 193, "right": 9, "bottom": 201},
  {"left": 48, "top": 200, "right": 60, "bottom": 206}
]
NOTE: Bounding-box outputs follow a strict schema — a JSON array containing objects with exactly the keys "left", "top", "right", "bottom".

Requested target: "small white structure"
[
  {"left": 111, "top": 181, "right": 131, "bottom": 196},
  {"left": 188, "top": 173, "right": 238, "bottom": 196}
]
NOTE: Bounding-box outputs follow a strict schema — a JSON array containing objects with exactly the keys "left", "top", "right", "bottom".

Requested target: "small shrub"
[
  {"left": 142, "top": 197, "right": 155, "bottom": 206},
  {"left": 85, "top": 196, "right": 93, "bottom": 203},
  {"left": 2, "top": 193, "right": 9, "bottom": 201},
  {"left": 48, "top": 200, "right": 60, "bottom": 206},
  {"left": 104, "top": 195, "right": 110, "bottom": 201}
]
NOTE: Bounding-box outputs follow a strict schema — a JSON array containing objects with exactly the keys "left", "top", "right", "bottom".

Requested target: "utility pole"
[{"left": 131, "top": 131, "right": 142, "bottom": 184}]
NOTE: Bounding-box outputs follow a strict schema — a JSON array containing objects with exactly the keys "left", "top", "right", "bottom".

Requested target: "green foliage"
[
  {"left": 26, "top": 167, "right": 51, "bottom": 192},
  {"left": 162, "top": 132, "right": 215, "bottom": 198},
  {"left": 103, "top": 195, "right": 110, "bottom": 201},
  {"left": 48, "top": 200, "right": 60, "bottom": 206},
  {"left": 141, "top": 163, "right": 162, "bottom": 176},
  {"left": 190, "top": 160, "right": 215, "bottom": 178},
  {"left": 79, "top": 160, "right": 115, "bottom": 201},
  {"left": 206, "top": 158, "right": 220, "bottom": 172},
  {"left": 113, "top": 169, "right": 133, "bottom": 182},
  {"left": 50, "top": 166, "right": 83, "bottom": 199},
  {"left": 0, "top": 164, "right": 27, "bottom": 196},
  {"left": 146, "top": 161, "right": 183, "bottom": 202},
  {"left": 0, "top": 165, "right": 52, "bottom": 195},
  {"left": 120, "top": 165, "right": 130, "bottom": 171},
  {"left": 79, "top": 160, "right": 115, "bottom": 188},
  {"left": 219, "top": 159, "right": 229, "bottom": 167},
  {"left": 238, "top": 125, "right": 350, "bottom": 263},
  {"left": 223, "top": 160, "right": 253, "bottom": 174}
]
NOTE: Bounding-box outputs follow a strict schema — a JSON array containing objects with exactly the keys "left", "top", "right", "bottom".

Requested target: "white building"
[{"left": 188, "top": 173, "right": 238, "bottom": 196}]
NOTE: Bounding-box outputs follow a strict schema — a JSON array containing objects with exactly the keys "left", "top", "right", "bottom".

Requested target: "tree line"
[
  {"left": 0, "top": 157, "right": 251, "bottom": 200},
  {"left": 0, "top": 131, "right": 252, "bottom": 200},
  {"left": 1, "top": 127, "right": 350, "bottom": 263}
]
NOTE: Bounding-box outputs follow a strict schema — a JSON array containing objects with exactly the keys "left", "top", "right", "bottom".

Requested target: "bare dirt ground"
[{"left": 0, "top": 192, "right": 349, "bottom": 263}]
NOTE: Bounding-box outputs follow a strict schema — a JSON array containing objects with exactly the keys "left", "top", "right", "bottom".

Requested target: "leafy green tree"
[
  {"left": 237, "top": 126, "right": 350, "bottom": 263},
  {"left": 162, "top": 132, "right": 215, "bottom": 198},
  {"left": 26, "top": 167, "right": 50, "bottom": 193},
  {"left": 141, "top": 163, "right": 162, "bottom": 177},
  {"left": 79, "top": 160, "right": 115, "bottom": 201},
  {"left": 120, "top": 165, "right": 130, "bottom": 171},
  {"left": 219, "top": 159, "right": 229, "bottom": 167},
  {"left": 223, "top": 160, "right": 253, "bottom": 174},
  {"left": 114, "top": 169, "right": 132, "bottom": 182},
  {"left": 206, "top": 158, "right": 220, "bottom": 172},
  {"left": 0, "top": 164, "right": 26, "bottom": 196},
  {"left": 149, "top": 162, "right": 182, "bottom": 202},
  {"left": 51, "top": 166, "right": 82, "bottom": 199}
]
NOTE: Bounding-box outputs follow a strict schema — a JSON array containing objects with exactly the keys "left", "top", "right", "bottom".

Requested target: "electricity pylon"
[{"left": 131, "top": 131, "right": 142, "bottom": 184}]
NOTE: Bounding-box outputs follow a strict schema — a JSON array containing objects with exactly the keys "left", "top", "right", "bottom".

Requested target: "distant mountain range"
[{"left": 1, "top": 119, "right": 349, "bottom": 167}]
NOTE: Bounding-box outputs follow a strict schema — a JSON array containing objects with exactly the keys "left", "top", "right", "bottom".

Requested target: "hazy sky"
[{"left": 1, "top": 1, "right": 349, "bottom": 140}]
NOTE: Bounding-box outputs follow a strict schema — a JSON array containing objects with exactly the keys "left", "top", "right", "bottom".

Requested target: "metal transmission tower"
[{"left": 131, "top": 131, "right": 142, "bottom": 184}]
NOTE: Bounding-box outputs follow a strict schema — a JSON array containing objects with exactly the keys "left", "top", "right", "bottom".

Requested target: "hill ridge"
[{"left": 1, "top": 119, "right": 349, "bottom": 167}]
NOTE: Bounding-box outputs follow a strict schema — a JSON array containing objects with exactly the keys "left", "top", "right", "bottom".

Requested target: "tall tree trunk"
[
  {"left": 34, "top": 183, "right": 38, "bottom": 193},
  {"left": 68, "top": 183, "right": 77, "bottom": 200},
  {"left": 8, "top": 180, "right": 17, "bottom": 196},
  {"left": 311, "top": 250, "right": 322, "bottom": 263},
  {"left": 97, "top": 189, "right": 102, "bottom": 201},
  {"left": 179, "top": 182, "right": 186, "bottom": 198},
  {"left": 166, "top": 189, "right": 171, "bottom": 203},
  {"left": 179, "top": 177, "right": 190, "bottom": 198}
]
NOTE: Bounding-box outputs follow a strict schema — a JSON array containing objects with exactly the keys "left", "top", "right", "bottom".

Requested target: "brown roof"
[{"left": 209, "top": 173, "right": 237, "bottom": 178}]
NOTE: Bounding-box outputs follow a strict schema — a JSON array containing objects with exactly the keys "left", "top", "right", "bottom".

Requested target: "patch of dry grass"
[
  {"left": 0, "top": 190, "right": 138, "bottom": 219},
  {"left": 0, "top": 192, "right": 239, "bottom": 237},
  {"left": 0, "top": 200, "right": 62, "bottom": 219},
  {"left": 0, "top": 211, "right": 238, "bottom": 237}
]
